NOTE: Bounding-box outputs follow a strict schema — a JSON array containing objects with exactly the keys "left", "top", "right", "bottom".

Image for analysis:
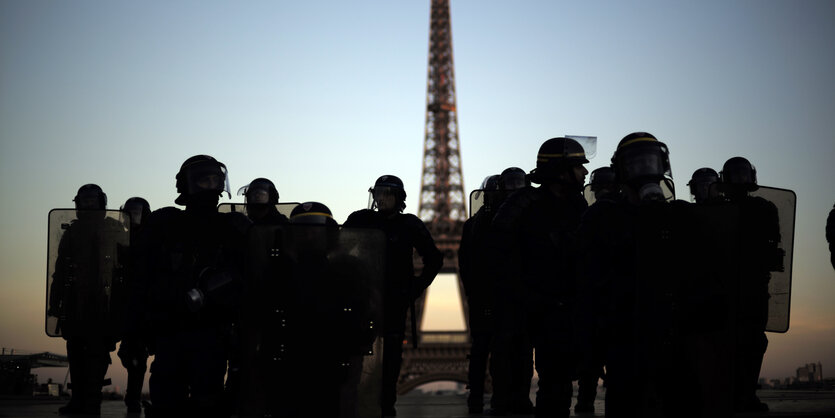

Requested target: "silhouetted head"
[
  {"left": 369, "top": 175, "right": 406, "bottom": 213},
  {"left": 720, "top": 156, "right": 758, "bottom": 192},
  {"left": 481, "top": 174, "right": 500, "bottom": 191},
  {"left": 472, "top": 174, "right": 500, "bottom": 211},
  {"left": 121, "top": 197, "right": 151, "bottom": 227},
  {"left": 174, "top": 155, "right": 230, "bottom": 207},
  {"left": 688, "top": 167, "right": 720, "bottom": 204},
  {"left": 237, "top": 177, "right": 279, "bottom": 221},
  {"left": 611, "top": 132, "right": 674, "bottom": 203},
  {"left": 589, "top": 166, "right": 618, "bottom": 200},
  {"left": 499, "top": 167, "right": 527, "bottom": 191},
  {"left": 528, "top": 137, "right": 589, "bottom": 188},
  {"left": 239, "top": 177, "right": 279, "bottom": 205},
  {"left": 290, "top": 201, "right": 337, "bottom": 226},
  {"left": 74, "top": 184, "right": 107, "bottom": 210}
]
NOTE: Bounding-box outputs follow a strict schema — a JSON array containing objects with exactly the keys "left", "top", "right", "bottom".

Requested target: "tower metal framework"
[
  {"left": 398, "top": 0, "right": 474, "bottom": 394},
  {"left": 413, "top": 0, "right": 469, "bottom": 335}
]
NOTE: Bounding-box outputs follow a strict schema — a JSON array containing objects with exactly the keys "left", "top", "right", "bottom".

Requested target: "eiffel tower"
[{"left": 397, "top": 0, "right": 473, "bottom": 394}]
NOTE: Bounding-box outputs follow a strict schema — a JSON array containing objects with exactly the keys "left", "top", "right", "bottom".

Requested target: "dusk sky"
[{"left": 1, "top": 0, "right": 833, "bottom": 391}]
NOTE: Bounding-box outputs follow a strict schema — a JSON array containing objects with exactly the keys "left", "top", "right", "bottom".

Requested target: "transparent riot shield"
[
  {"left": 749, "top": 186, "right": 796, "bottom": 333},
  {"left": 566, "top": 135, "right": 597, "bottom": 159},
  {"left": 238, "top": 224, "right": 385, "bottom": 418},
  {"left": 46, "top": 209, "right": 130, "bottom": 339},
  {"left": 469, "top": 189, "right": 486, "bottom": 217},
  {"left": 218, "top": 202, "right": 299, "bottom": 218},
  {"left": 582, "top": 184, "right": 596, "bottom": 206},
  {"left": 469, "top": 189, "right": 505, "bottom": 217}
]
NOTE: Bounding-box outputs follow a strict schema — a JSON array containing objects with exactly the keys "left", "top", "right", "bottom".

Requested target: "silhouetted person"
[
  {"left": 687, "top": 168, "right": 721, "bottom": 205},
  {"left": 576, "top": 133, "right": 704, "bottom": 418},
  {"left": 224, "top": 177, "right": 287, "bottom": 412},
  {"left": 828, "top": 203, "right": 835, "bottom": 270},
  {"left": 133, "top": 155, "right": 250, "bottom": 417},
  {"left": 344, "top": 175, "right": 443, "bottom": 417},
  {"left": 719, "top": 156, "right": 782, "bottom": 413},
  {"left": 117, "top": 197, "right": 152, "bottom": 414},
  {"left": 459, "top": 174, "right": 499, "bottom": 414},
  {"left": 49, "top": 184, "right": 125, "bottom": 416},
  {"left": 490, "top": 138, "right": 589, "bottom": 418},
  {"left": 459, "top": 169, "right": 526, "bottom": 414},
  {"left": 237, "top": 177, "right": 289, "bottom": 225},
  {"left": 574, "top": 166, "right": 619, "bottom": 414},
  {"left": 242, "top": 202, "right": 374, "bottom": 417}
]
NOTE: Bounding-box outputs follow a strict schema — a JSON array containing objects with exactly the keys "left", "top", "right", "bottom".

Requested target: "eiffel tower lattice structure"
[{"left": 396, "top": 0, "right": 474, "bottom": 395}]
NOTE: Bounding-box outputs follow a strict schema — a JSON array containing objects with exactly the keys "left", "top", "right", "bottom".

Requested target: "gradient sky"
[{"left": 1, "top": 1, "right": 834, "bottom": 391}]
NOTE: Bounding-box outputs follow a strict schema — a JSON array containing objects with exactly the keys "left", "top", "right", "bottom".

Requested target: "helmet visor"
[
  {"left": 74, "top": 193, "right": 101, "bottom": 210},
  {"left": 247, "top": 188, "right": 271, "bottom": 204},
  {"left": 122, "top": 201, "right": 145, "bottom": 225},
  {"left": 723, "top": 166, "right": 756, "bottom": 185},
  {"left": 618, "top": 146, "right": 670, "bottom": 183},
  {"left": 371, "top": 186, "right": 398, "bottom": 211},
  {"left": 501, "top": 174, "right": 526, "bottom": 191},
  {"left": 185, "top": 161, "right": 229, "bottom": 197}
]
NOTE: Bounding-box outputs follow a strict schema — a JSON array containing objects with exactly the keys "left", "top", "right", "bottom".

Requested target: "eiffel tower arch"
[{"left": 396, "top": 0, "right": 476, "bottom": 395}]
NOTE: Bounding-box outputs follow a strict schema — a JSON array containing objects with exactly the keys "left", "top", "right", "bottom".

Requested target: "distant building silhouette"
[
  {"left": 796, "top": 362, "right": 823, "bottom": 383},
  {"left": 0, "top": 349, "right": 68, "bottom": 396}
]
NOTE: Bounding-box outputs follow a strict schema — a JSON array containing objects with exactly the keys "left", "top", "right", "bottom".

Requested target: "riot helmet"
[
  {"left": 482, "top": 174, "right": 500, "bottom": 191},
  {"left": 586, "top": 166, "right": 618, "bottom": 203},
  {"left": 174, "top": 155, "right": 231, "bottom": 206},
  {"left": 368, "top": 175, "right": 407, "bottom": 213},
  {"left": 472, "top": 174, "right": 500, "bottom": 211},
  {"left": 290, "top": 201, "right": 338, "bottom": 226},
  {"left": 527, "top": 137, "right": 589, "bottom": 186},
  {"left": 121, "top": 197, "right": 151, "bottom": 227},
  {"left": 612, "top": 132, "right": 674, "bottom": 202},
  {"left": 499, "top": 167, "right": 527, "bottom": 191},
  {"left": 720, "top": 156, "right": 758, "bottom": 192},
  {"left": 687, "top": 167, "right": 720, "bottom": 204},
  {"left": 74, "top": 184, "right": 107, "bottom": 210},
  {"left": 238, "top": 178, "right": 279, "bottom": 205}
]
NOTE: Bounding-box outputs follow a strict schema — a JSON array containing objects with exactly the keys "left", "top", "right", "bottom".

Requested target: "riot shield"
[
  {"left": 238, "top": 224, "right": 385, "bottom": 418},
  {"left": 469, "top": 189, "right": 486, "bottom": 217},
  {"left": 749, "top": 186, "right": 796, "bottom": 333},
  {"left": 566, "top": 135, "right": 597, "bottom": 159},
  {"left": 469, "top": 189, "right": 506, "bottom": 217},
  {"left": 218, "top": 202, "right": 299, "bottom": 218},
  {"left": 582, "top": 184, "right": 596, "bottom": 206},
  {"left": 45, "top": 209, "right": 130, "bottom": 339}
]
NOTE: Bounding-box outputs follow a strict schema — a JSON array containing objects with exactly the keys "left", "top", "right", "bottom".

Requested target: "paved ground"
[{"left": 1, "top": 389, "right": 834, "bottom": 417}]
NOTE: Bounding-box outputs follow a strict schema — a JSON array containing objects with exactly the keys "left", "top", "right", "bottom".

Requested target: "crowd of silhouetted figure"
[{"left": 46, "top": 131, "right": 813, "bottom": 418}]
